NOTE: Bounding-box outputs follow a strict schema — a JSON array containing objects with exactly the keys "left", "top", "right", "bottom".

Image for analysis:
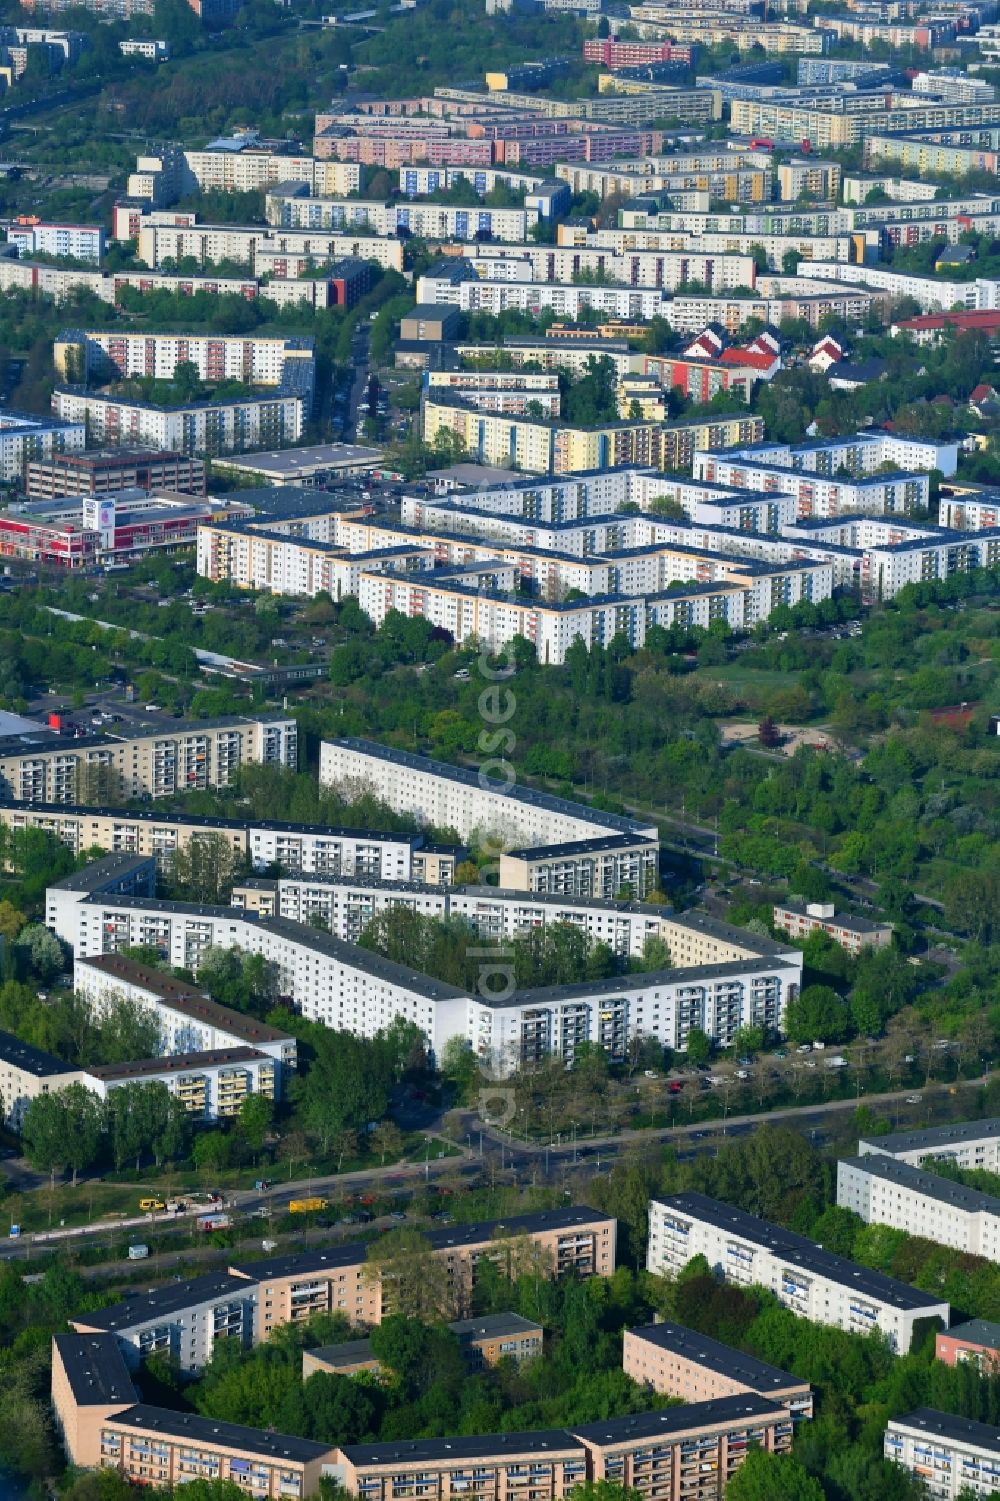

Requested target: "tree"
[
  {"left": 167, "top": 833, "right": 245, "bottom": 903},
  {"left": 726, "top": 1450, "right": 824, "bottom": 1501},
  {"left": 17, "top": 925, "right": 65, "bottom": 984},
  {"left": 685, "top": 1027, "right": 712, "bottom": 1065},
  {"left": 364, "top": 1227, "right": 455, "bottom": 1320},
  {"left": 370, "top": 1121, "right": 404, "bottom": 1165},
  {"left": 21, "top": 1091, "right": 72, "bottom": 1186},
  {"left": 0, "top": 900, "right": 26, "bottom": 942},
  {"left": 783, "top": 985, "right": 851, "bottom": 1045},
  {"left": 60, "top": 1082, "right": 104, "bottom": 1188},
  {"left": 237, "top": 1092, "right": 272, "bottom": 1160},
  {"left": 332, "top": 1129, "right": 358, "bottom": 1171},
  {"left": 96, "top": 998, "right": 162, "bottom": 1065}
]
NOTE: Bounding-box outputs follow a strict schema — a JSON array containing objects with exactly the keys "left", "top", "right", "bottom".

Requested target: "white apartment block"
[
  {"left": 799, "top": 260, "right": 1000, "bottom": 315},
  {"left": 8, "top": 220, "right": 104, "bottom": 263},
  {"left": 71, "top": 952, "right": 295, "bottom": 1070},
  {"left": 1, "top": 800, "right": 427, "bottom": 880},
  {"left": 424, "top": 248, "right": 759, "bottom": 294},
  {"left": 938, "top": 494, "right": 1000, "bottom": 531},
  {"left": 710, "top": 433, "right": 959, "bottom": 479},
  {"left": 837, "top": 1155, "right": 1000, "bottom": 1260},
  {"left": 50, "top": 389, "right": 303, "bottom": 457},
  {"left": 886, "top": 1410, "right": 1000, "bottom": 1500},
  {"left": 352, "top": 559, "right": 832, "bottom": 663},
  {"left": 54, "top": 330, "right": 316, "bottom": 396},
  {"left": 267, "top": 194, "right": 527, "bottom": 243},
  {"left": 71, "top": 1274, "right": 260, "bottom": 1373},
  {"left": 862, "top": 531, "right": 1000, "bottom": 599},
  {"left": 83, "top": 1048, "right": 278, "bottom": 1121},
  {"left": 320, "top": 737, "right": 658, "bottom": 851},
  {"left": 421, "top": 278, "right": 667, "bottom": 320},
  {"left": 554, "top": 228, "right": 851, "bottom": 271},
  {"left": 130, "top": 216, "right": 404, "bottom": 274},
  {"left": 693, "top": 453, "right": 930, "bottom": 516},
  {"left": 232, "top": 872, "right": 683, "bottom": 956},
  {"left": 0, "top": 408, "right": 84, "bottom": 482},
  {"left": 647, "top": 1193, "right": 950, "bottom": 1354},
  {"left": 858, "top": 1119, "right": 1000, "bottom": 1173},
  {"left": 49, "top": 859, "right": 801, "bottom": 1074}
]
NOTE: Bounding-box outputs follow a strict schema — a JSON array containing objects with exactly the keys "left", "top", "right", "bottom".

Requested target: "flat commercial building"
[
  {"left": 838, "top": 1155, "right": 1000, "bottom": 1260},
  {"left": 622, "top": 1322, "right": 813, "bottom": 1419},
  {"left": 885, "top": 1408, "right": 1000, "bottom": 1500},
  {"left": 0, "top": 488, "right": 232, "bottom": 568},
  {"left": 24, "top": 448, "right": 206, "bottom": 500},
  {"left": 0, "top": 713, "right": 296, "bottom": 804},
  {"left": 857, "top": 1119, "right": 1000, "bottom": 1173},
  {"left": 0, "top": 1028, "right": 85, "bottom": 1130},
  {"left": 647, "top": 1192, "right": 949, "bottom": 1353}
]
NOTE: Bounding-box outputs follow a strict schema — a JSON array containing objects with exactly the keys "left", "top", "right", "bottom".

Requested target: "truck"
[
  {"left": 289, "top": 1197, "right": 328, "bottom": 1214},
  {"left": 139, "top": 1197, "right": 165, "bottom": 1212},
  {"left": 196, "top": 1212, "right": 233, "bottom": 1232},
  {"left": 128, "top": 1243, "right": 149, "bottom": 1260}
]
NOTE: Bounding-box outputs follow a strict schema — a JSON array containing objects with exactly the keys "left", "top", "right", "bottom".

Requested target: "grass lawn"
[{"left": 2, "top": 1133, "right": 461, "bottom": 1236}]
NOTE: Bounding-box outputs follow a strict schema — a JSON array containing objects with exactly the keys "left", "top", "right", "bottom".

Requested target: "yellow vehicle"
[
  {"left": 289, "top": 1197, "right": 328, "bottom": 1214},
  {"left": 139, "top": 1198, "right": 166, "bottom": 1212}
]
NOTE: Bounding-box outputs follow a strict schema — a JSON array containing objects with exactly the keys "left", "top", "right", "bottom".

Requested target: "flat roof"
[
  {"left": 53, "top": 1333, "right": 139, "bottom": 1407},
  {"left": 0, "top": 1026, "right": 74, "bottom": 1078},
  {"left": 891, "top": 1407, "right": 1000, "bottom": 1456},
  {"left": 231, "top": 1242, "right": 367, "bottom": 1282},
  {"left": 449, "top": 1313, "right": 543, "bottom": 1338},
  {"left": 657, "top": 1192, "right": 945, "bottom": 1310},
  {"left": 109, "top": 1404, "right": 334, "bottom": 1464},
  {"left": 74, "top": 954, "right": 291, "bottom": 1045},
  {"left": 86, "top": 1046, "right": 268, "bottom": 1081},
  {"left": 843, "top": 1153, "right": 1000, "bottom": 1215},
  {"left": 259, "top": 915, "right": 470, "bottom": 1002},
  {"left": 325, "top": 737, "right": 656, "bottom": 839},
  {"left": 339, "top": 1430, "right": 584, "bottom": 1467},
  {"left": 7, "top": 797, "right": 420, "bottom": 847},
  {"left": 572, "top": 1393, "right": 785, "bottom": 1444},
  {"left": 774, "top": 902, "right": 891, "bottom": 936},
  {"left": 505, "top": 833, "right": 656, "bottom": 860},
  {"left": 859, "top": 1118, "right": 1000, "bottom": 1157},
  {"left": 223, "top": 443, "right": 384, "bottom": 475},
  {"left": 76, "top": 1273, "right": 257, "bottom": 1333},
  {"left": 48, "top": 852, "right": 155, "bottom": 893},
  {"left": 942, "top": 1319, "right": 1000, "bottom": 1352},
  {"left": 626, "top": 1321, "right": 807, "bottom": 1394},
  {"left": 308, "top": 1338, "right": 377, "bottom": 1367}
]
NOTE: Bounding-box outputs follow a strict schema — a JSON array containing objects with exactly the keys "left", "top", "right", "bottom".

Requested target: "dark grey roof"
[
  {"left": 426, "top": 1205, "right": 613, "bottom": 1252},
  {"left": 308, "top": 1338, "right": 377, "bottom": 1367},
  {"left": 232, "top": 1242, "right": 368, "bottom": 1282},
  {"left": 86, "top": 1046, "right": 268, "bottom": 1081},
  {"left": 657, "top": 1192, "right": 946, "bottom": 1311},
  {"left": 53, "top": 1333, "right": 138, "bottom": 1406},
  {"left": 498, "top": 956, "right": 797, "bottom": 1012},
  {"left": 449, "top": 1313, "right": 543, "bottom": 1338},
  {"left": 626, "top": 1322, "right": 807, "bottom": 1394},
  {"left": 842, "top": 1153, "right": 1000, "bottom": 1214},
  {"left": 339, "top": 1429, "right": 584, "bottom": 1466},
  {"left": 46, "top": 853, "right": 155, "bottom": 893},
  {"left": 75, "top": 955, "right": 291, "bottom": 1045},
  {"left": 0, "top": 1027, "right": 74, "bottom": 1078},
  {"left": 859, "top": 1118, "right": 1000, "bottom": 1157},
  {"left": 505, "top": 834, "right": 656, "bottom": 860},
  {"left": 943, "top": 1320, "right": 1000, "bottom": 1353},
  {"left": 108, "top": 1404, "right": 334, "bottom": 1463},
  {"left": 571, "top": 1393, "right": 785, "bottom": 1444},
  {"left": 891, "top": 1407, "right": 1000, "bottom": 1455},
  {"left": 74, "top": 1274, "right": 257, "bottom": 1333},
  {"left": 258, "top": 915, "right": 470, "bottom": 1002},
  {"left": 774, "top": 901, "right": 891, "bottom": 936},
  {"left": 9, "top": 798, "right": 420, "bottom": 847}
]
